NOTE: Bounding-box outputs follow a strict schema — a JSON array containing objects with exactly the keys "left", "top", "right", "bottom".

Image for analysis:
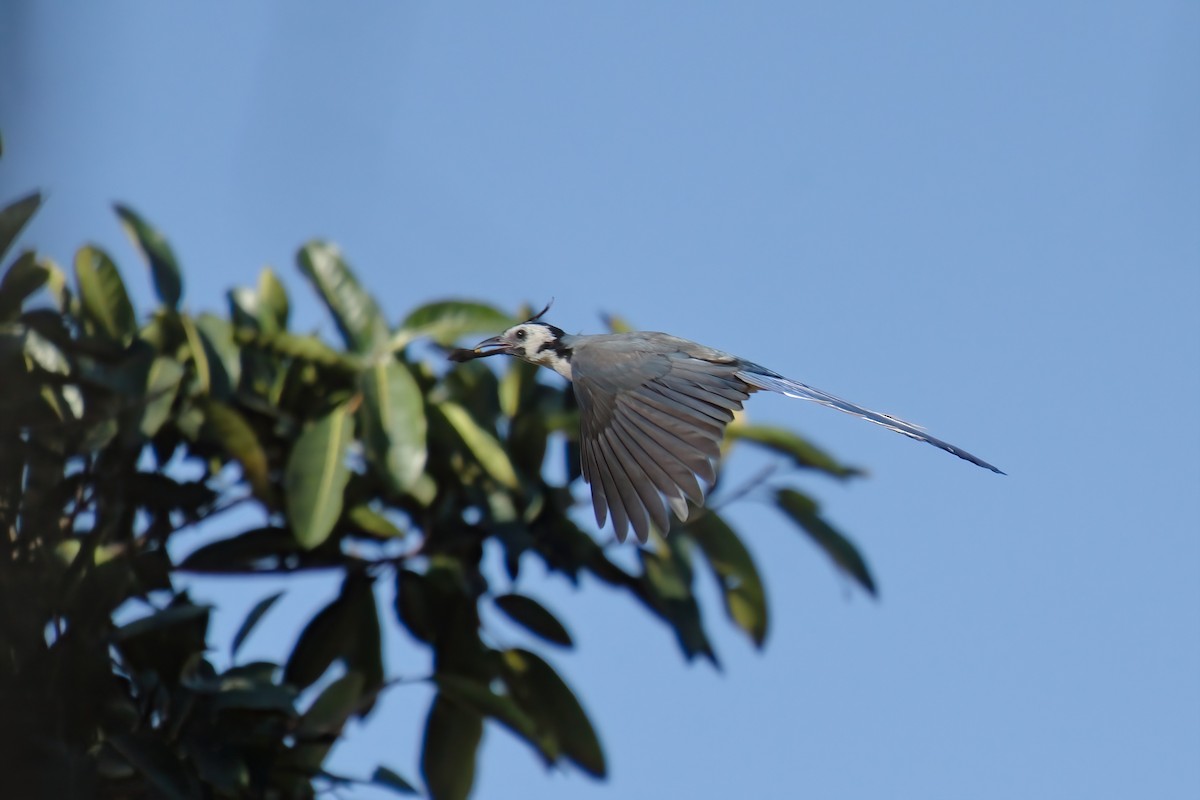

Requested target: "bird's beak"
[{"left": 447, "top": 335, "right": 510, "bottom": 362}]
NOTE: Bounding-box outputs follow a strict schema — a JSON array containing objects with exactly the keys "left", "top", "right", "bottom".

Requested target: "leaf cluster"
[{"left": 0, "top": 174, "right": 876, "bottom": 798}]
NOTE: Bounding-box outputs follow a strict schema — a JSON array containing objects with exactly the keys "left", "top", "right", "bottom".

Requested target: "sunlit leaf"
[
  {"left": 297, "top": 241, "right": 387, "bottom": 354},
  {"left": 494, "top": 594, "right": 573, "bottom": 648},
  {"left": 114, "top": 203, "right": 182, "bottom": 309},
  {"left": 775, "top": 488, "right": 877, "bottom": 595},
  {"left": 258, "top": 266, "right": 289, "bottom": 330},
  {"left": 728, "top": 422, "right": 864, "bottom": 479},
  {"left": 639, "top": 544, "right": 718, "bottom": 665},
  {"left": 393, "top": 300, "right": 514, "bottom": 349},
  {"left": 685, "top": 512, "right": 768, "bottom": 647},
  {"left": 178, "top": 313, "right": 212, "bottom": 394},
  {"left": 436, "top": 401, "right": 519, "bottom": 488},
  {"left": 74, "top": 245, "right": 136, "bottom": 344},
  {"left": 285, "top": 402, "right": 354, "bottom": 549},
  {"left": 498, "top": 359, "right": 538, "bottom": 419},
  {"left": 140, "top": 356, "right": 185, "bottom": 438},
  {"left": 204, "top": 401, "right": 273, "bottom": 503},
  {"left": 345, "top": 504, "right": 405, "bottom": 538},
  {"left": 360, "top": 358, "right": 427, "bottom": 493},
  {"left": 227, "top": 285, "right": 261, "bottom": 330},
  {"left": 233, "top": 327, "right": 354, "bottom": 369},
  {"left": 0, "top": 191, "right": 41, "bottom": 265},
  {"left": 421, "top": 693, "right": 483, "bottom": 800},
  {"left": 195, "top": 313, "right": 240, "bottom": 394},
  {"left": 600, "top": 312, "right": 633, "bottom": 333}
]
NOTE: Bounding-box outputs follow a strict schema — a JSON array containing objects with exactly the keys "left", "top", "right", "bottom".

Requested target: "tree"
[{"left": 0, "top": 164, "right": 874, "bottom": 797}]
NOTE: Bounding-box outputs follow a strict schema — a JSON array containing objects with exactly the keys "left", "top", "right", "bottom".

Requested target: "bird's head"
[{"left": 450, "top": 321, "right": 573, "bottom": 378}]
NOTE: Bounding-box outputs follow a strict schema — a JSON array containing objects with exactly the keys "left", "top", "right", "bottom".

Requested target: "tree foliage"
[{"left": 0, "top": 173, "right": 875, "bottom": 797}]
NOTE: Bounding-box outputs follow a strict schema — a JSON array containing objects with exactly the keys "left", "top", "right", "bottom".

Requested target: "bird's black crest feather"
[{"left": 525, "top": 299, "right": 554, "bottom": 324}]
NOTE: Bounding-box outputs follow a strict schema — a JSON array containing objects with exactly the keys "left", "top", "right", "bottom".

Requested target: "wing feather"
[
  {"left": 615, "top": 401, "right": 715, "bottom": 492},
  {"left": 572, "top": 347, "right": 752, "bottom": 539},
  {"left": 587, "top": 435, "right": 632, "bottom": 541},
  {"left": 578, "top": 435, "right": 608, "bottom": 528},
  {"left": 600, "top": 426, "right": 670, "bottom": 541},
  {"left": 612, "top": 404, "right": 707, "bottom": 504},
  {"left": 643, "top": 381, "right": 737, "bottom": 424}
]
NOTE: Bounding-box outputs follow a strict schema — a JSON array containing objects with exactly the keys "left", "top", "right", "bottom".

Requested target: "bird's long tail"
[{"left": 737, "top": 368, "right": 1004, "bottom": 474}]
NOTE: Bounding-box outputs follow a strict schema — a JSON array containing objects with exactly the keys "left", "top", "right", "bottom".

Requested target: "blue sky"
[{"left": 3, "top": 3, "right": 1198, "bottom": 799}]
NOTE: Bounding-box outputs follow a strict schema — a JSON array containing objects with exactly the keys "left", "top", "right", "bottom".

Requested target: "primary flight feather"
[{"left": 451, "top": 311, "right": 1001, "bottom": 544}]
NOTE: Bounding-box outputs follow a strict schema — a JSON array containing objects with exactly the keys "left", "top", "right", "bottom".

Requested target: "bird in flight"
[{"left": 451, "top": 306, "right": 1001, "bottom": 543}]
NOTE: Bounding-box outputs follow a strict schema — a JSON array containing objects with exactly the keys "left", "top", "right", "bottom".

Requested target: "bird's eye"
[{"left": 514, "top": 329, "right": 527, "bottom": 340}]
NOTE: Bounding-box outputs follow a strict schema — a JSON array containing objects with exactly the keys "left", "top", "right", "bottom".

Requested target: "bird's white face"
[{"left": 470, "top": 322, "right": 573, "bottom": 379}]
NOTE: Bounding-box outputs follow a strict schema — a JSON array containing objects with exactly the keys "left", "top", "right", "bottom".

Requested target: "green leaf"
[
  {"left": 140, "top": 356, "right": 185, "bottom": 438},
  {"left": 394, "top": 569, "right": 435, "bottom": 643},
  {"left": 212, "top": 683, "right": 298, "bottom": 715},
  {"left": 296, "top": 241, "right": 387, "bottom": 354},
  {"left": 233, "top": 326, "right": 354, "bottom": 369},
  {"left": 74, "top": 245, "right": 136, "bottom": 344},
  {"left": 433, "top": 673, "right": 541, "bottom": 749},
  {"left": 296, "top": 671, "right": 362, "bottom": 738},
  {"left": 0, "top": 191, "right": 41, "bottom": 265},
  {"left": 178, "top": 313, "right": 212, "bottom": 394},
  {"left": 422, "top": 693, "right": 483, "bottom": 800},
  {"left": 177, "top": 526, "right": 300, "bottom": 573},
  {"left": 600, "top": 312, "right": 633, "bottom": 333},
  {"left": 184, "top": 741, "right": 251, "bottom": 792},
  {"left": 285, "top": 402, "right": 354, "bottom": 549},
  {"left": 393, "top": 300, "right": 514, "bottom": 349},
  {"left": 639, "top": 543, "right": 718, "bottom": 665},
  {"left": 371, "top": 766, "right": 420, "bottom": 796},
  {"left": 775, "top": 488, "right": 877, "bottom": 595},
  {"left": 436, "top": 401, "right": 519, "bottom": 488},
  {"left": 284, "top": 594, "right": 351, "bottom": 691},
  {"left": 685, "top": 512, "right": 768, "bottom": 647},
  {"left": 360, "top": 358, "right": 427, "bottom": 493},
  {"left": 344, "top": 572, "right": 385, "bottom": 708},
  {"left": 345, "top": 504, "right": 406, "bottom": 538},
  {"left": 728, "top": 422, "right": 864, "bottom": 479},
  {"left": 296, "top": 671, "right": 367, "bottom": 769},
  {"left": 195, "top": 313, "right": 240, "bottom": 394},
  {"left": 113, "top": 604, "right": 212, "bottom": 642},
  {"left": 498, "top": 359, "right": 539, "bottom": 419},
  {"left": 114, "top": 203, "right": 182, "bottom": 309},
  {"left": 204, "top": 401, "right": 273, "bottom": 503},
  {"left": 231, "top": 590, "right": 284, "bottom": 659},
  {"left": 0, "top": 250, "right": 49, "bottom": 320},
  {"left": 227, "top": 286, "right": 261, "bottom": 330},
  {"left": 493, "top": 594, "right": 573, "bottom": 648},
  {"left": 501, "top": 648, "right": 606, "bottom": 778},
  {"left": 258, "top": 265, "right": 290, "bottom": 330},
  {"left": 109, "top": 733, "right": 193, "bottom": 800}
]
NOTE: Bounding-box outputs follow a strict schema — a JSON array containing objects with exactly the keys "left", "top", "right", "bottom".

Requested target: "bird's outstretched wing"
[
  {"left": 736, "top": 366, "right": 1004, "bottom": 474},
  {"left": 572, "top": 340, "right": 750, "bottom": 544}
]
